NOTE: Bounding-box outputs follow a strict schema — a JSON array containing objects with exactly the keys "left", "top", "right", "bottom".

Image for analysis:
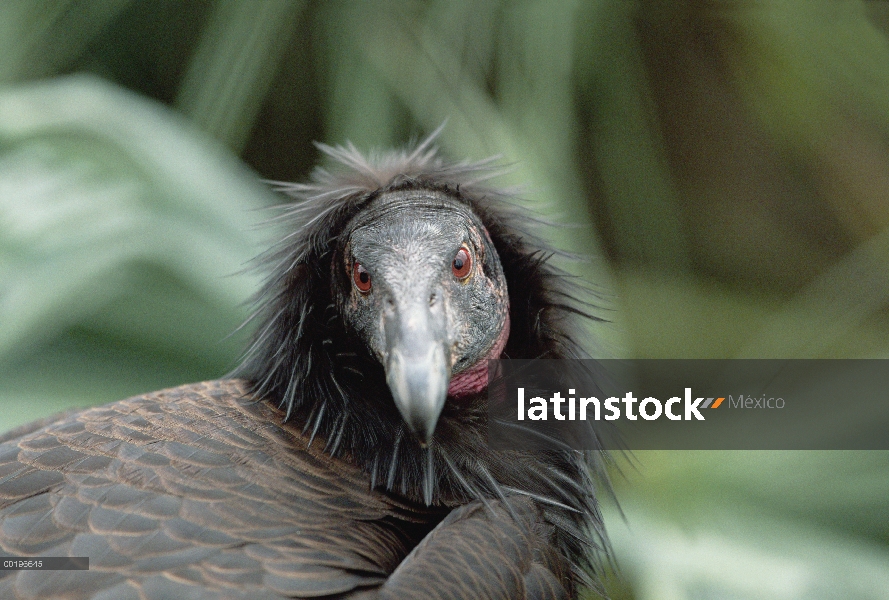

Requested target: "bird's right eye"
[{"left": 353, "top": 262, "right": 372, "bottom": 293}]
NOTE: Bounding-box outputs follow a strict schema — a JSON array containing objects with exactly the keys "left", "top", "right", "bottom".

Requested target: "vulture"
[{"left": 0, "top": 133, "right": 611, "bottom": 599}]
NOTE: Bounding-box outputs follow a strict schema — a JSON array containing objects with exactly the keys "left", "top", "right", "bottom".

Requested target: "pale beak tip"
[{"left": 386, "top": 346, "right": 449, "bottom": 445}]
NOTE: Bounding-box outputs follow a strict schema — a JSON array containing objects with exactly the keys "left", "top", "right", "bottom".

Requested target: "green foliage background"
[{"left": 1, "top": 1, "right": 888, "bottom": 598}]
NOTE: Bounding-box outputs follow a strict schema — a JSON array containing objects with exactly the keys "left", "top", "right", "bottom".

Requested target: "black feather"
[{"left": 234, "top": 130, "right": 612, "bottom": 592}]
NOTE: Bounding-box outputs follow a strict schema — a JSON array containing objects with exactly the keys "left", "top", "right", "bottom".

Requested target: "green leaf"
[{"left": 0, "top": 75, "right": 276, "bottom": 430}]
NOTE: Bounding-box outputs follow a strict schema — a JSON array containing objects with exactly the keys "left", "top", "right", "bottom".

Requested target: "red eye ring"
[
  {"left": 452, "top": 247, "right": 472, "bottom": 279},
  {"left": 353, "top": 262, "right": 372, "bottom": 292}
]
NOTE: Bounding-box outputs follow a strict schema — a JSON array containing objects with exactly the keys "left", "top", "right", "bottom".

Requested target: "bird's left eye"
[
  {"left": 452, "top": 247, "right": 472, "bottom": 279},
  {"left": 353, "top": 262, "right": 372, "bottom": 292}
]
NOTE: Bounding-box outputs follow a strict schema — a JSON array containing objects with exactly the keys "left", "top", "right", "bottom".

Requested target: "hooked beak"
[{"left": 383, "top": 299, "right": 450, "bottom": 445}]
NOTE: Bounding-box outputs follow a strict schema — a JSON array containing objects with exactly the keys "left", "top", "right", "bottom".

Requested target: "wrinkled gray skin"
[{"left": 337, "top": 189, "right": 509, "bottom": 444}]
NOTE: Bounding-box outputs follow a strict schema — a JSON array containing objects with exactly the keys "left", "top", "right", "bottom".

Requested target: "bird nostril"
[{"left": 429, "top": 292, "right": 437, "bottom": 306}]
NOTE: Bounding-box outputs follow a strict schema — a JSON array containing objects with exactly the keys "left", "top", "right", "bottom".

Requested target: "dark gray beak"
[{"left": 383, "top": 299, "right": 450, "bottom": 445}]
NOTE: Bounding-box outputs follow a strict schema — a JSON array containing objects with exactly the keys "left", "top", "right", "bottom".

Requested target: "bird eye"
[
  {"left": 353, "top": 262, "right": 372, "bottom": 292},
  {"left": 452, "top": 247, "right": 472, "bottom": 279}
]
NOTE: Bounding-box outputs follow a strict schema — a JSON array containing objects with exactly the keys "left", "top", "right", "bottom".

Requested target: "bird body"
[{"left": 0, "top": 135, "right": 608, "bottom": 598}]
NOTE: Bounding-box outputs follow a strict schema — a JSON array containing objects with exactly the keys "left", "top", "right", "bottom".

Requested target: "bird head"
[{"left": 335, "top": 189, "right": 509, "bottom": 444}]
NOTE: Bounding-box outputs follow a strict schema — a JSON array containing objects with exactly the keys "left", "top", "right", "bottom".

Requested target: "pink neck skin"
[{"left": 447, "top": 313, "right": 510, "bottom": 398}]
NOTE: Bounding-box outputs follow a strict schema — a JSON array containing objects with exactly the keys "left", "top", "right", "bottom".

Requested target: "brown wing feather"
[
  {"left": 379, "top": 497, "right": 572, "bottom": 600},
  {"left": 0, "top": 381, "right": 437, "bottom": 599}
]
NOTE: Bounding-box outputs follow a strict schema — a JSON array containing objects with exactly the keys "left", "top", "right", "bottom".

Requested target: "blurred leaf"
[
  {"left": 315, "top": 1, "right": 404, "bottom": 150},
  {"left": 0, "top": 0, "right": 133, "bottom": 82},
  {"left": 0, "top": 75, "right": 275, "bottom": 429},
  {"left": 604, "top": 496, "right": 889, "bottom": 600},
  {"left": 726, "top": 0, "right": 889, "bottom": 149},
  {"left": 575, "top": 0, "right": 689, "bottom": 271},
  {"left": 175, "top": 0, "right": 307, "bottom": 152}
]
